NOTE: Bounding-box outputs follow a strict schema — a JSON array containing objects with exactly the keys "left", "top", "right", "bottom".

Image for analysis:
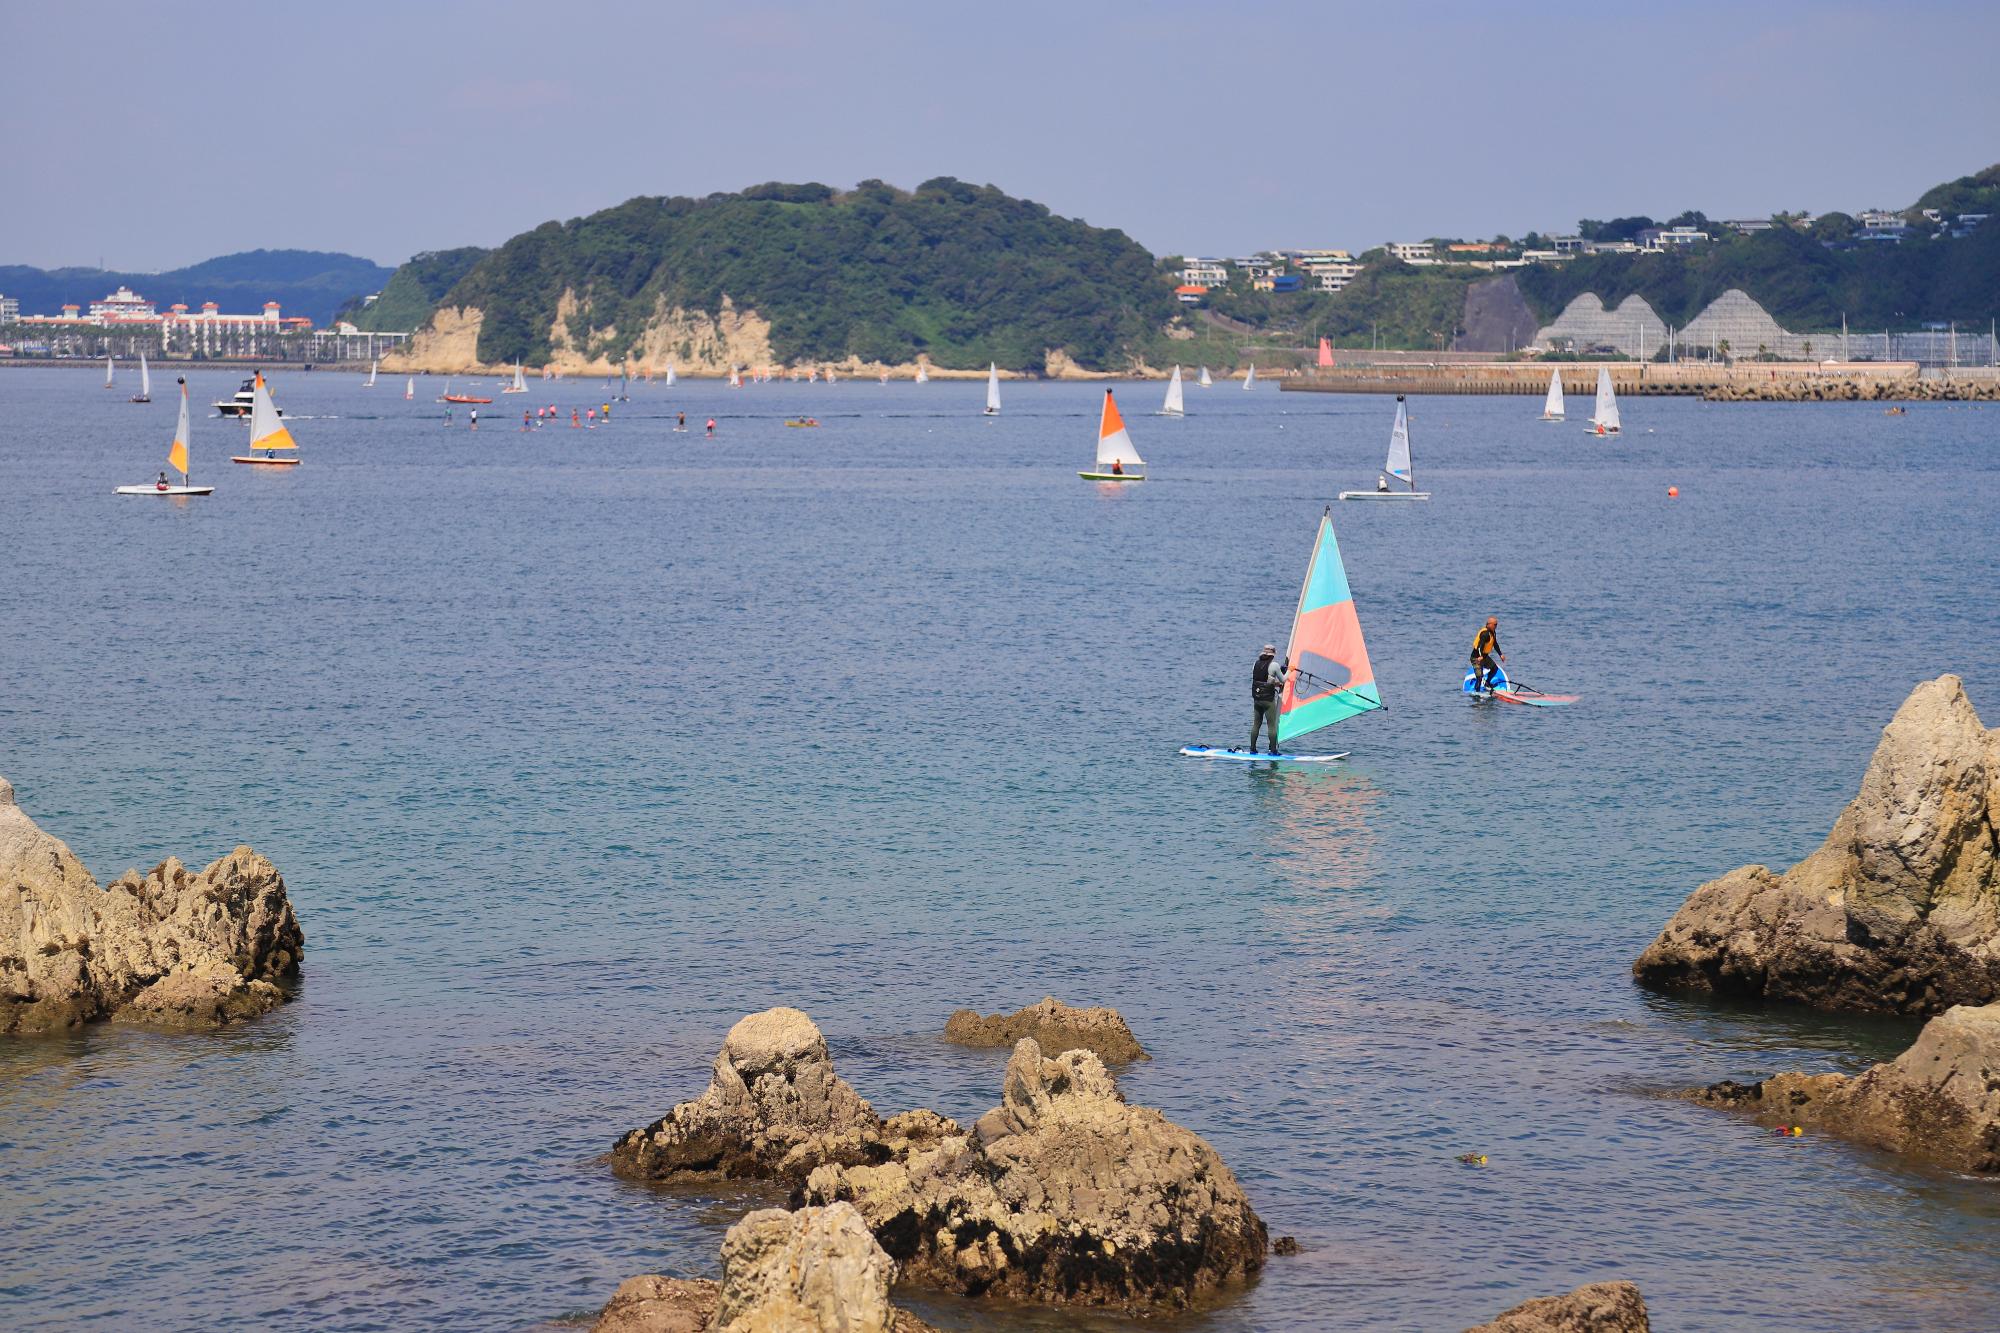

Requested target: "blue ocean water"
[{"left": 1, "top": 366, "right": 1996, "bottom": 1332}]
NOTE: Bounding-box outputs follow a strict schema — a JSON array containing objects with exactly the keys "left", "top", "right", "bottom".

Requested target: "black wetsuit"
[{"left": 1250, "top": 653, "right": 1284, "bottom": 753}]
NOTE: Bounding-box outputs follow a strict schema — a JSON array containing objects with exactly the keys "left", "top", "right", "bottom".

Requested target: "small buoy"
[
  {"left": 1667, "top": 486, "right": 1679, "bottom": 498},
  {"left": 1456, "top": 1152, "right": 1488, "bottom": 1167}
]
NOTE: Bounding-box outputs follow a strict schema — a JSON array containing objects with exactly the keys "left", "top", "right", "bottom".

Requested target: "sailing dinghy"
[
  {"left": 1156, "top": 364, "right": 1185, "bottom": 417},
  {"left": 983, "top": 363, "right": 1000, "bottom": 415},
  {"left": 664, "top": 364, "right": 677, "bottom": 387},
  {"left": 1541, "top": 367, "right": 1563, "bottom": 421},
  {"left": 118, "top": 379, "right": 210, "bottom": 495},
  {"left": 405, "top": 376, "right": 415, "bottom": 400},
  {"left": 915, "top": 363, "right": 929, "bottom": 384},
  {"left": 503, "top": 363, "right": 528, "bottom": 394},
  {"left": 1198, "top": 366, "right": 1213, "bottom": 388},
  {"left": 1339, "top": 396, "right": 1429, "bottom": 500},
  {"left": 131, "top": 352, "right": 152, "bottom": 403},
  {"left": 231, "top": 373, "right": 301, "bottom": 465},
  {"left": 1079, "top": 389, "right": 1144, "bottom": 481},
  {"left": 1182, "top": 507, "right": 1382, "bottom": 761},
  {"left": 365, "top": 360, "right": 378, "bottom": 388},
  {"left": 1243, "top": 363, "right": 1257, "bottom": 390},
  {"left": 1588, "top": 367, "right": 1621, "bottom": 436}
]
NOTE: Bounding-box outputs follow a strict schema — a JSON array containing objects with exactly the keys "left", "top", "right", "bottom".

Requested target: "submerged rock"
[
  {"left": 803, "top": 1037, "right": 1266, "bottom": 1310},
  {"left": 1634, "top": 676, "right": 2000, "bottom": 1014},
  {"left": 1463, "top": 1281, "right": 1649, "bottom": 1332},
  {"left": 592, "top": 1202, "right": 939, "bottom": 1333},
  {"left": 943, "top": 995, "right": 1149, "bottom": 1062},
  {"left": 609, "top": 1007, "right": 888, "bottom": 1185},
  {"left": 0, "top": 777, "right": 303, "bottom": 1033},
  {"left": 1689, "top": 1001, "right": 2000, "bottom": 1174}
]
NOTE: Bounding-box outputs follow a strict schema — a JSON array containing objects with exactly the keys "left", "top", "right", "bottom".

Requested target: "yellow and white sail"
[
  {"left": 249, "top": 373, "right": 297, "bottom": 451},
  {"left": 168, "top": 379, "right": 192, "bottom": 478}
]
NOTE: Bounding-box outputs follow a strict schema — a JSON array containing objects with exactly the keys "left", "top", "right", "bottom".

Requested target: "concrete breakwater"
[
  {"left": 1281, "top": 362, "right": 1934, "bottom": 399},
  {"left": 1703, "top": 376, "right": 2000, "bottom": 402}
]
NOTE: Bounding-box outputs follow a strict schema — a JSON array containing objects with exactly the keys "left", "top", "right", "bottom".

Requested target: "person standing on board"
[
  {"left": 705, "top": 417, "right": 716, "bottom": 438},
  {"left": 1250, "top": 644, "right": 1286, "bottom": 755},
  {"left": 445, "top": 403, "right": 454, "bottom": 426},
  {"left": 469, "top": 408, "right": 478, "bottom": 431},
  {"left": 677, "top": 410, "right": 687, "bottom": 431},
  {"left": 1471, "top": 617, "right": 1504, "bottom": 693}
]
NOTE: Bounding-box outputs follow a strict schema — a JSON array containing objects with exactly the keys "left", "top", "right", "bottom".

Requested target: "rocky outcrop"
[
  {"left": 943, "top": 996, "right": 1148, "bottom": 1062},
  {"left": 1690, "top": 1001, "right": 2000, "bottom": 1174},
  {"left": 1703, "top": 376, "right": 2000, "bottom": 402},
  {"left": 593, "top": 1202, "right": 938, "bottom": 1333},
  {"left": 1463, "top": 1282, "right": 1650, "bottom": 1332},
  {"left": 802, "top": 1038, "right": 1266, "bottom": 1310},
  {"left": 609, "top": 1008, "right": 889, "bottom": 1185},
  {"left": 1635, "top": 676, "right": 2000, "bottom": 1014},
  {"left": 1, "top": 777, "right": 303, "bottom": 1033}
]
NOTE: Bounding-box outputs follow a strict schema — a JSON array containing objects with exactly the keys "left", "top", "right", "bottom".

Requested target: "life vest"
[
  {"left": 1251, "top": 655, "right": 1282, "bottom": 703},
  {"left": 1471, "top": 627, "right": 1499, "bottom": 660}
]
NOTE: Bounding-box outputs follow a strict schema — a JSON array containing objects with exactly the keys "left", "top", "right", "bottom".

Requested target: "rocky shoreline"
[
  {"left": 1, "top": 776, "right": 303, "bottom": 1033},
  {"left": 1702, "top": 376, "right": 2000, "bottom": 402}
]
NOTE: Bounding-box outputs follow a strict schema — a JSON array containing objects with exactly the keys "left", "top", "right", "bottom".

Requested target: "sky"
[{"left": 3, "top": 0, "right": 1997, "bottom": 273}]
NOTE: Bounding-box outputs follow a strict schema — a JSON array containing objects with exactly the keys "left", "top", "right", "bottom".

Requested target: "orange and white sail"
[
  {"left": 1095, "top": 389, "right": 1144, "bottom": 470},
  {"left": 248, "top": 373, "right": 297, "bottom": 451},
  {"left": 168, "top": 379, "right": 192, "bottom": 478}
]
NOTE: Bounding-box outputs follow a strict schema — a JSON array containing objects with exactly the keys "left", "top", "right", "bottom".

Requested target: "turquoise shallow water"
[{"left": 1, "top": 367, "right": 1997, "bottom": 1331}]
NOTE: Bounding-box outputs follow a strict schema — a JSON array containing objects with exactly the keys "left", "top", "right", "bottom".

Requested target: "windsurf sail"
[
  {"left": 136, "top": 352, "right": 151, "bottom": 400},
  {"left": 248, "top": 373, "right": 297, "bottom": 451},
  {"left": 366, "top": 359, "right": 378, "bottom": 387},
  {"left": 665, "top": 364, "right": 677, "bottom": 386},
  {"left": 1278, "top": 508, "right": 1382, "bottom": 743},
  {"left": 1386, "top": 396, "right": 1412, "bottom": 486},
  {"left": 1591, "top": 366, "right": 1620, "bottom": 433},
  {"left": 1094, "top": 389, "right": 1144, "bottom": 471},
  {"left": 985, "top": 362, "right": 1001, "bottom": 413},
  {"left": 915, "top": 363, "right": 929, "bottom": 383},
  {"left": 1161, "top": 364, "right": 1184, "bottom": 416},
  {"left": 1542, "top": 367, "right": 1564, "bottom": 420},
  {"left": 104, "top": 356, "right": 115, "bottom": 388},
  {"left": 1243, "top": 363, "right": 1257, "bottom": 390},
  {"left": 1198, "top": 365, "right": 1213, "bottom": 388}
]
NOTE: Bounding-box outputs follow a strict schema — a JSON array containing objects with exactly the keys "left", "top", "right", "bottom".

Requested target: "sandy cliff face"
[{"left": 382, "top": 305, "right": 486, "bottom": 375}]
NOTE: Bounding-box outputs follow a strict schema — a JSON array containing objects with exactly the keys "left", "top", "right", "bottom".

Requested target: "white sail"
[
  {"left": 985, "top": 363, "right": 1001, "bottom": 413},
  {"left": 665, "top": 365, "right": 677, "bottom": 386},
  {"left": 405, "top": 376, "right": 415, "bottom": 400},
  {"left": 513, "top": 364, "right": 527, "bottom": 392},
  {"left": 1161, "top": 364, "right": 1184, "bottom": 416},
  {"left": 1198, "top": 365, "right": 1212, "bottom": 388},
  {"left": 1542, "top": 367, "right": 1563, "bottom": 420},
  {"left": 1095, "top": 390, "right": 1144, "bottom": 468},
  {"left": 1243, "top": 363, "right": 1257, "bottom": 390},
  {"left": 104, "top": 356, "right": 115, "bottom": 388},
  {"left": 247, "top": 374, "right": 296, "bottom": 452},
  {"left": 1386, "top": 398, "right": 1412, "bottom": 485},
  {"left": 138, "top": 352, "right": 150, "bottom": 399},
  {"left": 1592, "top": 367, "right": 1621, "bottom": 433},
  {"left": 729, "top": 367, "right": 742, "bottom": 388},
  {"left": 172, "top": 378, "right": 192, "bottom": 478},
  {"left": 827, "top": 368, "right": 838, "bottom": 383},
  {"left": 366, "top": 359, "right": 378, "bottom": 387},
  {"left": 915, "top": 363, "right": 929, "bottom": 384}
]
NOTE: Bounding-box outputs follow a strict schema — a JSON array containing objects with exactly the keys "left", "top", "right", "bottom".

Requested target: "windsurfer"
[
  {"left": 1250, "top": 645, "right": 1286, "bottom": 755},
  {"left": 1471, "top": 617, "right": 1504, "bottom": 693}
]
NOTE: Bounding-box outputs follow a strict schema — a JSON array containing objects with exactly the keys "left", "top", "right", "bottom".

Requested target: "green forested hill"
[
  {"left": 342, "top": 247, "right": 487, "bottom": 331},
  {"left": 432, "top": 179, "right": 1175, "bottom": 371},
  {"left": 0, "top": 249, "right": 394, "bottom": 326}
]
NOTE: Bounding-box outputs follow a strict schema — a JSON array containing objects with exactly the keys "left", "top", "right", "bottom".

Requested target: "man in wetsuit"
[
  {"left": 1250, "top": 644, "right": 1286, "bottom": 755},
  {"left": 1471, "top": 617, "right": 1504, "bottom": 693}
]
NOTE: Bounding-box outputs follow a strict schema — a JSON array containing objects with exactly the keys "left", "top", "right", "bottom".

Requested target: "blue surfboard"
[{"left": 1179, "top": 745, "right": 1349, "bottom": 763}]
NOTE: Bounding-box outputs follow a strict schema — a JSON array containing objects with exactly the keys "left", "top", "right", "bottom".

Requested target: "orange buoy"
[{"left": 1667, "top": 486, "right": 1679, "bottom": 498}]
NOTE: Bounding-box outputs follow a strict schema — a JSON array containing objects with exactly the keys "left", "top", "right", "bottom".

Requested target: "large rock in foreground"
[
  {"left": 593, "top": 1202, "right": 938, "bottom": 1333},
  {"left": 944, "top": 995, "right": 1148, "bottom": 1062},
  {"left": 1690, "top": 1001, "right": 2000, "bottom": 1174},
  {"left": 1, "top": 776, "right": 303, "bottom": 1033},
  {"left": 1463, "top": 1281, "right": 1649, "bottom": 1332},
  {"left": 803, "top": 1038, "right": 1266, "bottom": 1310},
  {"left": 1635, "top": 676, "right": 2000, "bottom": 1014}
]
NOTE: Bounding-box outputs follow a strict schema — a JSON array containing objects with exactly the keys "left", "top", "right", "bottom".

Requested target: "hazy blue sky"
[{"left": 4, "top": 0, "right": 1996, "bottom": 271}]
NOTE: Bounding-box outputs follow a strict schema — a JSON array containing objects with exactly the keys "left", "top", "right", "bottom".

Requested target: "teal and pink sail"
[{"left": 1278, "top": 509, "right": 1382, "bottom": 743}]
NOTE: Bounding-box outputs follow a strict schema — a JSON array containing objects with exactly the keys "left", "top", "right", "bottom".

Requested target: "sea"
[{"left": 1, "top": 366, "right": 1997, "bottom": 1332}]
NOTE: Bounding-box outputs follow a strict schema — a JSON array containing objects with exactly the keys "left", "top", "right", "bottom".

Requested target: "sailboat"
[
  {"left": 729, "top": 366, "right": 743, "bottom": 389},
  {"left": 1155, "top": 364, "right": 1185, "bottom": 417},
  {"left": 365, "top": 359, "right": 379, "bottom": 388},
  {"left": 827, "top": 368, "right": 838, "bottom": 384},
  {"left": 1079, "top": 389, "right": 1145, "bottom": 482},
  {"left": 405, "top": 376, "right": 415, "bottom": 400},
  {"left": 1588, "top": 366, "right": 1621, "bottom": 436},
  {"left": 130, "top": 352, "right": 152, "bottom": 403},
  {"left": 231, "top": 372, "right": 301, "bottom": 465},
  {"left": 915, "top": 363, "right": 929, "bottom": 384},
  {"left": 1339, "top": 395, "right": 1429, "bottom": 501},
  {"left": 1181, "top": 507, "right": 1381, "bottom": 762},
  {"left": 1198, "top": 366, "right": 1213, "bottom": 388},
  {"left": 665, "top": 365, "right": 677, "bottom": 387},
  {"left": 879, "top": 371, "right": 889, "bottom": 385},
  {"left": 1541, "top": 367, "right": 1564, "bottom": 421},
  {"left": 983, "top": 363, "right": 1001, "bottom": 416},
  {"left": 1243, "top": 363, "right": 1258, "bottom": 390},
  {"left": 103, "top": 356, "right": 115, "bottom": 389},
  {"left": 617, "top": 364, "right": 629, "bottom": 401},
  {"left": 117, "top": 378, "right": 211, "bottom": 496},
  {"left": 503, "top": 363, "right": 528, "bottom": 394}
]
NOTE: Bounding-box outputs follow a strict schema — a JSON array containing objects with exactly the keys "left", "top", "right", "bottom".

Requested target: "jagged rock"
[
  {"left": 1634, "top": 676, "right": 2000, "bottom": 1013},
  {"left": 1463, "top": 1282, "right": 1649, "bottom": 1332},
  {"left": 609, "top": 1008, "right": 885, "bottom": 1185},
  {"left": 943, "top": 996, "right": 1148, "bottom": 1062},
  {"left": 802, "top": 1038, "right": 1266, "bottom": 1310},
  {"left": 591, "top": 1204, "right": 938, "bottom": 1333},
  {"left": 0, "top": 777, "right": 303, "bottom": 1033},
  {"left": 1689, "top": 1001, "right": 2000, "bottom": 1173}
]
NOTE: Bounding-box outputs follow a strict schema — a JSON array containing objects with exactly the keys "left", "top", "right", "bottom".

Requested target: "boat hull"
[
  {"left": 443, "top": 396, "right": 493, "bottom": 404},
  {"left": 1079, "top": 472, "right": 1143, "bottom": 482},
  {"left": 231, "top": 456, "right": 302, "bottom": 466},
  {"left": 116, "top": 484, "right": 212, "bottom": 496},
  {"left": 1338, "top": 491, "right": 1430, "bottom": 501}
]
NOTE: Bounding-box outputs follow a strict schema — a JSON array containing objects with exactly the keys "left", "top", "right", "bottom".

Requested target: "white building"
[
  {"left": 0, "top": 294, "right": 18, "bottom": 324},
  {"left": 1859, "top": 209, "right": 1904, "bottom": 230},
  {"left": 88, "top": 285, "right": 157, "bottom": 321},
  {"left": 1387, "top": 241, "right": 1433, "bottom": 263},
  {"left": 1644, "top": 226, "right": 1709, "bottom": 250},
  {"left": 1180, "top": 257, "right": 1228, "bottom": 286}
]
